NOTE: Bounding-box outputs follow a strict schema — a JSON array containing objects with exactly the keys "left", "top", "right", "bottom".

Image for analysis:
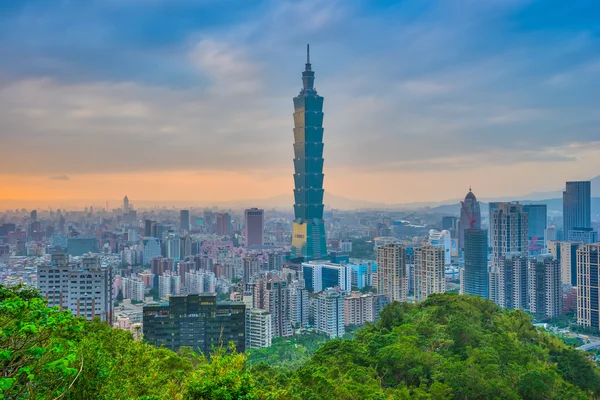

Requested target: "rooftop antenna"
[{"left": 307, "top": 43, "right": 310, "bottom": 64}]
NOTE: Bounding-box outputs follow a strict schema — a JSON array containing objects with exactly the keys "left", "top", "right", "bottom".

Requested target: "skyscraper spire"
[{"left": 302, "top": 44, "right": 314, "bottom": 90}]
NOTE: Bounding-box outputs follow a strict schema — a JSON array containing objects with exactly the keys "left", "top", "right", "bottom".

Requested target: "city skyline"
[{"left": 1, "top": 1, "right": 600, "bottom": 207}]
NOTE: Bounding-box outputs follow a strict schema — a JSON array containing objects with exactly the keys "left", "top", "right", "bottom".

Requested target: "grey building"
[
  {"left": 523, "top": 204, "right": 547, "bottom": 251},
  {"left": 563, "top": 181, "right": 591, "bottom": 239}
]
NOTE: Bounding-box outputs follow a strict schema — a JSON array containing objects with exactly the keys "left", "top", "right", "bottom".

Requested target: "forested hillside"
[{"left": 2, "top": 284, "right": 599, "bottom": 399}]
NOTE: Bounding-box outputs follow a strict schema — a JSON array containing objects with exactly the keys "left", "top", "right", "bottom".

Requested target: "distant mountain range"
[{"left": 2, "top": 176, "right": 598, "bottom": 212}]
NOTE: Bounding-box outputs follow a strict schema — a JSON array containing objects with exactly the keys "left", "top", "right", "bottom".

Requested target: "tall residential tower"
[{"left": 291, "top": 45, "right": 327, "bottom": 261}]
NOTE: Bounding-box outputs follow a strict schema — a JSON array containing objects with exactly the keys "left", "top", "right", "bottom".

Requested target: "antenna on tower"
[{"left": 307, "top": 44, "right": 310, "bottom": 64}]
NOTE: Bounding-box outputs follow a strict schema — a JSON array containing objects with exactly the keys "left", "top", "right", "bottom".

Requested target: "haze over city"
[{"left": 1, "top": 0, "right": 599, "bottom": 209}]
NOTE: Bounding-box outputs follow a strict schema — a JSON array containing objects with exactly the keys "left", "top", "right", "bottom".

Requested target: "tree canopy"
[{"left": 2, "top": 285, "right": 599, "bottom": 399}]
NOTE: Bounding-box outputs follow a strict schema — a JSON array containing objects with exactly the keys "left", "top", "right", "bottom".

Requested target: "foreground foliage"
[{"left": 2, "top": 285, "right": 599, "bottom": 399}]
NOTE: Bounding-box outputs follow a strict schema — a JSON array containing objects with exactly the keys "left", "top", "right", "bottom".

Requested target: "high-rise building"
[
  {"left": 122, "top": 276, "right": 145, "bottom": 302},
  {"left": 577, "top": 244, "right": 600, "bottom": 330},
  {"left": 37, "top": 253, "right": 114, "bottom": 324},
  {"left": 216, "top": 212, "right": 231, "bottom": 236},
  {"left": 246, "top": 309, "right": 272, "bottom": 349},
  {"left": 165, "top": 233, "right": 180, "bottom": 261},
  {"left": 289, "top": 280, "right": 309, "bottom": 328},
  {"left": 158, "top": 271, "right": 181, "bottom": 299},
  {"left": 186, "top": 270, "right": 216, "bottom": 294},
  {"left": 488, "top": 202, "right": 501, "bottom": 247},
  {"left": 427, "top": 229, "right": 452, "bottom": 265},
  {"left": 459, "top": 188, "right": 482, "bottom": 252},
  {"left": 523, "top": 204, "right": 547, "bottom": 251},
  {"left": 268, "top": 252, "right": 284, "bottom": 271},
  {"left": 30, "top": 209, "right": 37, "bottom": 222},
  {"left": 442, "top": 216, "right": 458, "bottom": 232},
  {"left": 563, "top": 181, "right": 591, "bottom": 239},
  {"left": 143, "top": 294, "right": 245, "bottom": 355},
  {"left": 180, "top": 210, "right": 190, "bottom": 232},
  {"left": 245, "top": 208, "right": 264, "bottom": 247},
  {"left": 376, "top": 243, "right": 408, "bottom": 303},
  {"left": 123, "top": 196, "right": 129, "bottom": 214},
  {"left": 547, "top": 241, "right": 582, "bottom": 287},
  {"left": 253, "top": 276, "right": 293, "bottom": 338},
  {"left": 290, "top": 45, "right": 327, "bottom": 261},
  {"left": 316, "top": 288, "right": 344, "bottom": 338},
  {"left": 529, "top": 254, "right": 562, "bottom": 320},
  {"left": 498, "top": 253, "right": 528, "bottom": 310},
  {"left": 344, "top": 291, "right": 387, "bottom": 326},
  {"left": 301, "top": 261, "right": 352, "bottom": 293},
  {"left": 489, "top": 203, "right": 528, "bottom": 305},
  {"left": 463, "top": 229, "right": 488, "bottom": 298},
  {"left": 243, "top": 254, "right": 260, "bottom": 284},
  {"left": 413, "top": 245, "right": 446, "bottom": 302}
]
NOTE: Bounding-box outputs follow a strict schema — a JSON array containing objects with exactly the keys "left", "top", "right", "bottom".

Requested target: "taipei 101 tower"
[{"left": 290, "top": 45, "right": 327, "bottom": 261}]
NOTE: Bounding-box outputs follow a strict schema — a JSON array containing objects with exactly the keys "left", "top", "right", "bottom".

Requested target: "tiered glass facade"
[{"left": 291, "top": 45, "right": 327, "bottom": 261}]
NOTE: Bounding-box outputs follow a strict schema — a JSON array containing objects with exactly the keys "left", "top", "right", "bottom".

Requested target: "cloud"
[
  {"left": 49, "top": 175, "right": 69, "bottom": 180},
  {"left": 0, "top": 0, "right": 599, "bottom": 182}
]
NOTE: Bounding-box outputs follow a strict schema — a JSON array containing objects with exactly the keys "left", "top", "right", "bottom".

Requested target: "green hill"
[{"left": 1, "top": 284, "right": 599, "bottom": 399}]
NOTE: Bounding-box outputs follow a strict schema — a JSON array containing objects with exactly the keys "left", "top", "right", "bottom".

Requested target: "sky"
[{"left": 0, "top": 0, "right": 599, "bottom": 209}]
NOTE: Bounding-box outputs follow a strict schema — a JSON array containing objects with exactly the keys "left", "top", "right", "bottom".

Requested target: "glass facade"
[
  {"left": 143, "top": 294, "right": 245, "bottom": 356},
  {"left": 291, "top": 45, "right": 327, "bottom": 261},
  {"left": 463, "top": 229, "right": 488, "bottom": 299}
]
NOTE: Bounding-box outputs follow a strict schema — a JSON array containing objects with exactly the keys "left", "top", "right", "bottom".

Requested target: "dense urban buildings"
[
  {"left": 499, "top": 253, "right": 528, "bottom": 310},
  {"left": 142, "top": 293, "right": 245, "bottom": 355},
  {"left": 376, "top": 243, "right": 408, "bottom": 302},
  {"left": 413, "top": 245, "right": 446, "bottom": 301},
  {"left": 344, "top": 291, "right": 387, "bottom": 326},
  {"left": 458, "top": 188, "right": 481, "bottom": 252},
  {"left": 244, "top": 208, "right": 264, "bottom": 247},
  {"left": 290, "top": 45, "right": 327, "bottom": 261},
  {"left": 563, "top": 181, "right": 591, "bottom": 241},
  {"left": 216, "top": 212, "right": 231, "bottom": 236}
]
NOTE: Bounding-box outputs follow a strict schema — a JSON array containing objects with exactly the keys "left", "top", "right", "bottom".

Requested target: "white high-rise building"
[
  {"left": 246, "top": 309, "right": 272, "bottom": 349},
  {"left": 547, "top": 241, "right": 582, "bottom": 287},
  {"left": 414, "top": 245, "right": 446, "bottom": 302},
  {"left": 428, "top": 230, "right": 452, "bottom": 265},
  {"left": 186, "top": 270, "right": 216, "bottom": 294},
  {"left": 122, "top": 276, "right": 145, "bottom": 302},
  {"left": 158, "top": 272, "right": 181, "bottom": 299},
  {"left": 37, "top": 253, "right": 114, "bottom": 324},
  {"left": 166, "top": 233, "right": 181, "bottom": 261},
  {"left": 344, "top": 291, "right": 387, "bottom": 326},
  {"left": 316, "top": 288, "right": 345, "bottom": 338},
  {"left": 376, "top": 243, "right": 408, "bottom": 302}
]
